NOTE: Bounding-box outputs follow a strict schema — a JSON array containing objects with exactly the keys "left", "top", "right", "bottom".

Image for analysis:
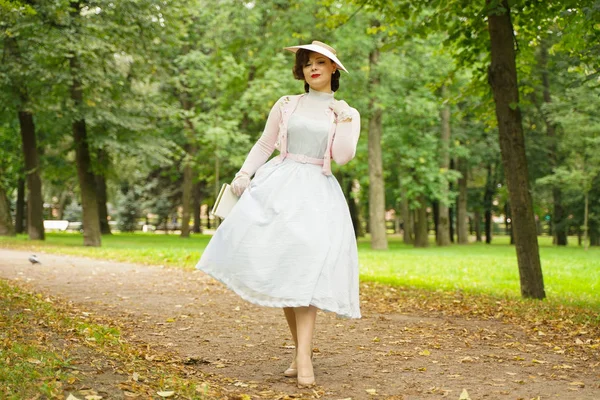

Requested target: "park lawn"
[
  {"left": 358, "top": 236, "right": 600, "bottom": 310},
  {"left": 1, "top": 233, "right": 599, "bottom": 312}
]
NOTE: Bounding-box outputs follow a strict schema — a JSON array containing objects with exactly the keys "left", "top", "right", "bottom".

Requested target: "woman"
[{"left": 196, "top": 40, "right": 361, "bottom": 388}]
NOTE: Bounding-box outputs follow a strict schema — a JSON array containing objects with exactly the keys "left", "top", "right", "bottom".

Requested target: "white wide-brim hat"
[{"left": 284, "top": 40, "right": 348, "bottom": 73}]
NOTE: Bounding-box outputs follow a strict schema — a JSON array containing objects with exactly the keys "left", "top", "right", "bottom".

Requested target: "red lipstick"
[{"left": 311, "top": 74, "right": 320, "bottom": 78}]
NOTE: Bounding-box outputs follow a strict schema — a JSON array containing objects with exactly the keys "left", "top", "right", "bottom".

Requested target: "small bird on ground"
[{"left": 28, "top": 255, "right": 42, "bottom": 265}]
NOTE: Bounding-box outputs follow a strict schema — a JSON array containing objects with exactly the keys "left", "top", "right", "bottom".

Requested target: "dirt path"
[{"left": 1, "top": 248, "right": 598, "bottom": 400}]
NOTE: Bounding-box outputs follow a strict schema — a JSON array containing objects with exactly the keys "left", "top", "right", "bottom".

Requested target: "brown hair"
[{"left": 292, "top": 49, "right": 340, "bottom": 93}]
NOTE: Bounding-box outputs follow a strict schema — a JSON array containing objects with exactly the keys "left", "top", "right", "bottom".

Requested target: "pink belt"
[{"left": 280, "top": 153, "right": 324, "bottom": 165}]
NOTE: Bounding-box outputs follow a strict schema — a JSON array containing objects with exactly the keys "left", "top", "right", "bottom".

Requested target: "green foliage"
[
  {"left": 1, "top": 0, "right": 599, "bottom": 251},
  {"left": 116, "top": 185, "right": 139, "bottom": 232},
  {"left": 535, "top": 79, "right": 600, "bottom": 239},
  {"left": 0, "top": 121, "right": 22, "bottom": 192}
]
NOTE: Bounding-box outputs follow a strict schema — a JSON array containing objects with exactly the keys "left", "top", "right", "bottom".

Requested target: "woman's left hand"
[
  {"left": 330, "top": 99, "right": 349, "bottom": 114},
  {"left": 330, "top": 100, "right": 352, "bottom": 122}
]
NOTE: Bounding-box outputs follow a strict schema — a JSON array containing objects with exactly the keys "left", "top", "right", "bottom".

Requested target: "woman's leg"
[
  {"left": 294, "top": 305, "right": 317, "bottom": 387},
  {"left": 283, "top": 307, "right": 298, "bottom": 374}
]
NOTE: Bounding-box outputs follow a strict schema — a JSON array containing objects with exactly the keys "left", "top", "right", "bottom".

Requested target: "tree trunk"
[
  {"left": 456, "top": 158, "right": 468, "bottom": 244},
  {"left": 474, "top": 210, "right": 482, "bottom": 242},
  {"left": 590, "top": 226, "right": 599, "bottom": 246},
  {"left": 487, "top": 0, "right": 545, "bottom": 299},
  {"left": 178, "top": 43, "right": 199, "bottom": 238},
  {"left": 583, "top": 190, "right": 589, "bottom": 251},
  {"left": 5, "top": 37, "right": 41, "bottom": 238},
  {"left": 18, "top": 109, "right": 45, "bottom": 240},
  {"left": 0, "top": 184, "right": 15, "bottom": 236},
  {"left": 504, "top": 202, "right": 514, "bottom": 244},
  {"left": 413, "top": 194, "right": 429, "bottom": 247},
  {"left": 591, "top": 177, "right": 599, "bottom": 246},
  {"left": 70, "top": 56, "right": 101, "bottom": 247},
  {"left": 432, "top": 200, "right": 439, "bottom": 242},
  {"left": 95, "top": 148, "right": 111, "bottom": 235},
  {"left": 181, "top": 151, "right": 194, "bottom": 238},
  {"left": 449, "top": 159, "right": 455, "bottom": 243},
  {"left": 94, "top": 149, "right": 111, "bottom": 235},
  {"left": 206, "top": 205, "right": 211, "bottom": 230},
  {"left": 539, "top": 39, "right": 567, "bottom": 246},
  {"left": 15, "top": 178, "right": 25, "bottom": 234},
  {"left": 346, "top": 178, "right": 362, "bottom": 238},
  {"left": 437, "top": 87, "right": 451, "bottom": 246},
  {"left": 193, "top": 181, "right": 203, "bottom": 234},
  {"left": 95, "top": 173, "right": 111, "bottom": 234},
  {"left": 367, "top": 46, "right": 388, "bottom": 250},
  {"left": 57, "top": 191, "right": 69, "bottom": 220},
  {"left": 180, "top": 145, "right": 196, "bottom": 238},
  {"left": 401, "top": 185, "right": 413, "bottom": 244},
  {"left": 484, "top": 163, "right": 495, "bottom": 244}
]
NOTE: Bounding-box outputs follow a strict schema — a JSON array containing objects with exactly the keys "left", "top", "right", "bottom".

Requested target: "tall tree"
[
  {"left": 400, "top": 185, "right": 413, "bottom": 244},
  {"left": 436, "top": 86, "right": 451, "bottom": 246},
  {"left": 483, "top": 162, "right": 498, "bottom": 244},
  {"left": 70, "top": 53, "right": 101, "bottom": 246},
  {"left": 94, "top": 148, "right": 111, "bottom": 235},
  {"left": 0, "top": 184, "right": 15, "bottom": 236},
  {"left": 365, "top": 0, "right": 586, "bottom": 300},
  {"left": 367, "top": 44, "right": 388, "bottom": 250},
  {"left": 15, "top": 178, "right": 25, "bottom": 233},
  {"left": 4, "top": 34, "right": 45, "bottom": 240},
  {"left": 18, "top": 107, "right": 45, "bottom": 240},
  {"left": 487, "top": 0, "right": 544, "bottom": 298},
  {"left": 456, "top": 157, "right": 468, "bottom": 244},
  {"left": 413, "top": 194, "right": 429, "bottom": 247},
  {"left": 537, "top": 38, "right": 566, "bottom": 245}
]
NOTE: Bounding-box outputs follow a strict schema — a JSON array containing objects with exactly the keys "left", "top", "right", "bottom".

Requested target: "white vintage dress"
[{"left": 196, "top": 89, "right": 361, "bottom": 319}]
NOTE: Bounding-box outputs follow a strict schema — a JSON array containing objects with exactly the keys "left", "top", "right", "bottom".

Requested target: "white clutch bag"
[{"left": 211, "top": 183, "right": 239, "bottom": 219}]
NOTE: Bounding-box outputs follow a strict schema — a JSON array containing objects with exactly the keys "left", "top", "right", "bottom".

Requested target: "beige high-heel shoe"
[
  {"left": 296, "top": 355, "right": 315, "bottom": 389},
  {"left": 284, "top": 363, "right": 297, "bottom": 377},
  {"left": 297, "top": 373, "right": 315, "bottom": 388},
  {"left": 283, "top": 350, "right": 314, "bottom": 377}
]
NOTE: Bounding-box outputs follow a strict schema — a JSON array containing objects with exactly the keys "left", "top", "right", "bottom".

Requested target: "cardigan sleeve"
[
  {"left": 239, "top": 97, "right": 284, "bottom": 176},
  {"left": 331, "top": 107, "right": 361, "bottom": 165}
]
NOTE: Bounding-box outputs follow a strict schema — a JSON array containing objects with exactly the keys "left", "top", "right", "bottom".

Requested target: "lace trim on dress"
[{"left": 200, "top": 265, "right": 361, "bottom": 319}]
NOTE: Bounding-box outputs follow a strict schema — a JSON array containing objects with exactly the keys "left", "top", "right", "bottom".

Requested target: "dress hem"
[{"left": 196, "top": 264, "right": 361, "bottom": 319}]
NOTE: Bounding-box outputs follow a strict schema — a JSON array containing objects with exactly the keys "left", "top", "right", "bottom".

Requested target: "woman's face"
[{"left": 303, "top": 51, "right": 337, "bottom": 92}]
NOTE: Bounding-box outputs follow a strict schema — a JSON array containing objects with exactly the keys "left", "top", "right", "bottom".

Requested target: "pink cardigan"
[{"left": 240, "top": 93, "right": 361, "bottom": 177}]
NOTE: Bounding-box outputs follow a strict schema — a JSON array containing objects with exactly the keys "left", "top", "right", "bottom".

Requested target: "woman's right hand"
[{"left": 231, "top": 171, "right": 251, "bottom": 196}]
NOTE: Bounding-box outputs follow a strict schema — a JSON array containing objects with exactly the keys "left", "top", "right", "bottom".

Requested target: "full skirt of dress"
[{"left": 195, "top": 157, "right": 361, "bottom": 319}]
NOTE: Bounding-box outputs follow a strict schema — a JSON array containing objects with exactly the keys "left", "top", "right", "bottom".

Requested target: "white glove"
[
  {"left": 330, "top": 100, "right": 353, "bottom": 123},
  {"left": 231, "top": 171, "right": 251, "bottom": 196}
]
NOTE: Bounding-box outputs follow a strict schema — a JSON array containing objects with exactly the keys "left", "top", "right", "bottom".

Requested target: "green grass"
[
  {"left": 358, "top": 235, "right": 600, "bottom": 309},
  {"left": 0, "top": 281, "right": 76, "bottom": 399},
  {"left": 0, "top": 279, "right": 223, "bottom": 399},
  {"left": 0, "top": 342, "right": 72, "bottom": 399},
  {"left": 1, "top": 232, "right": 599, "bottom": 310}
]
